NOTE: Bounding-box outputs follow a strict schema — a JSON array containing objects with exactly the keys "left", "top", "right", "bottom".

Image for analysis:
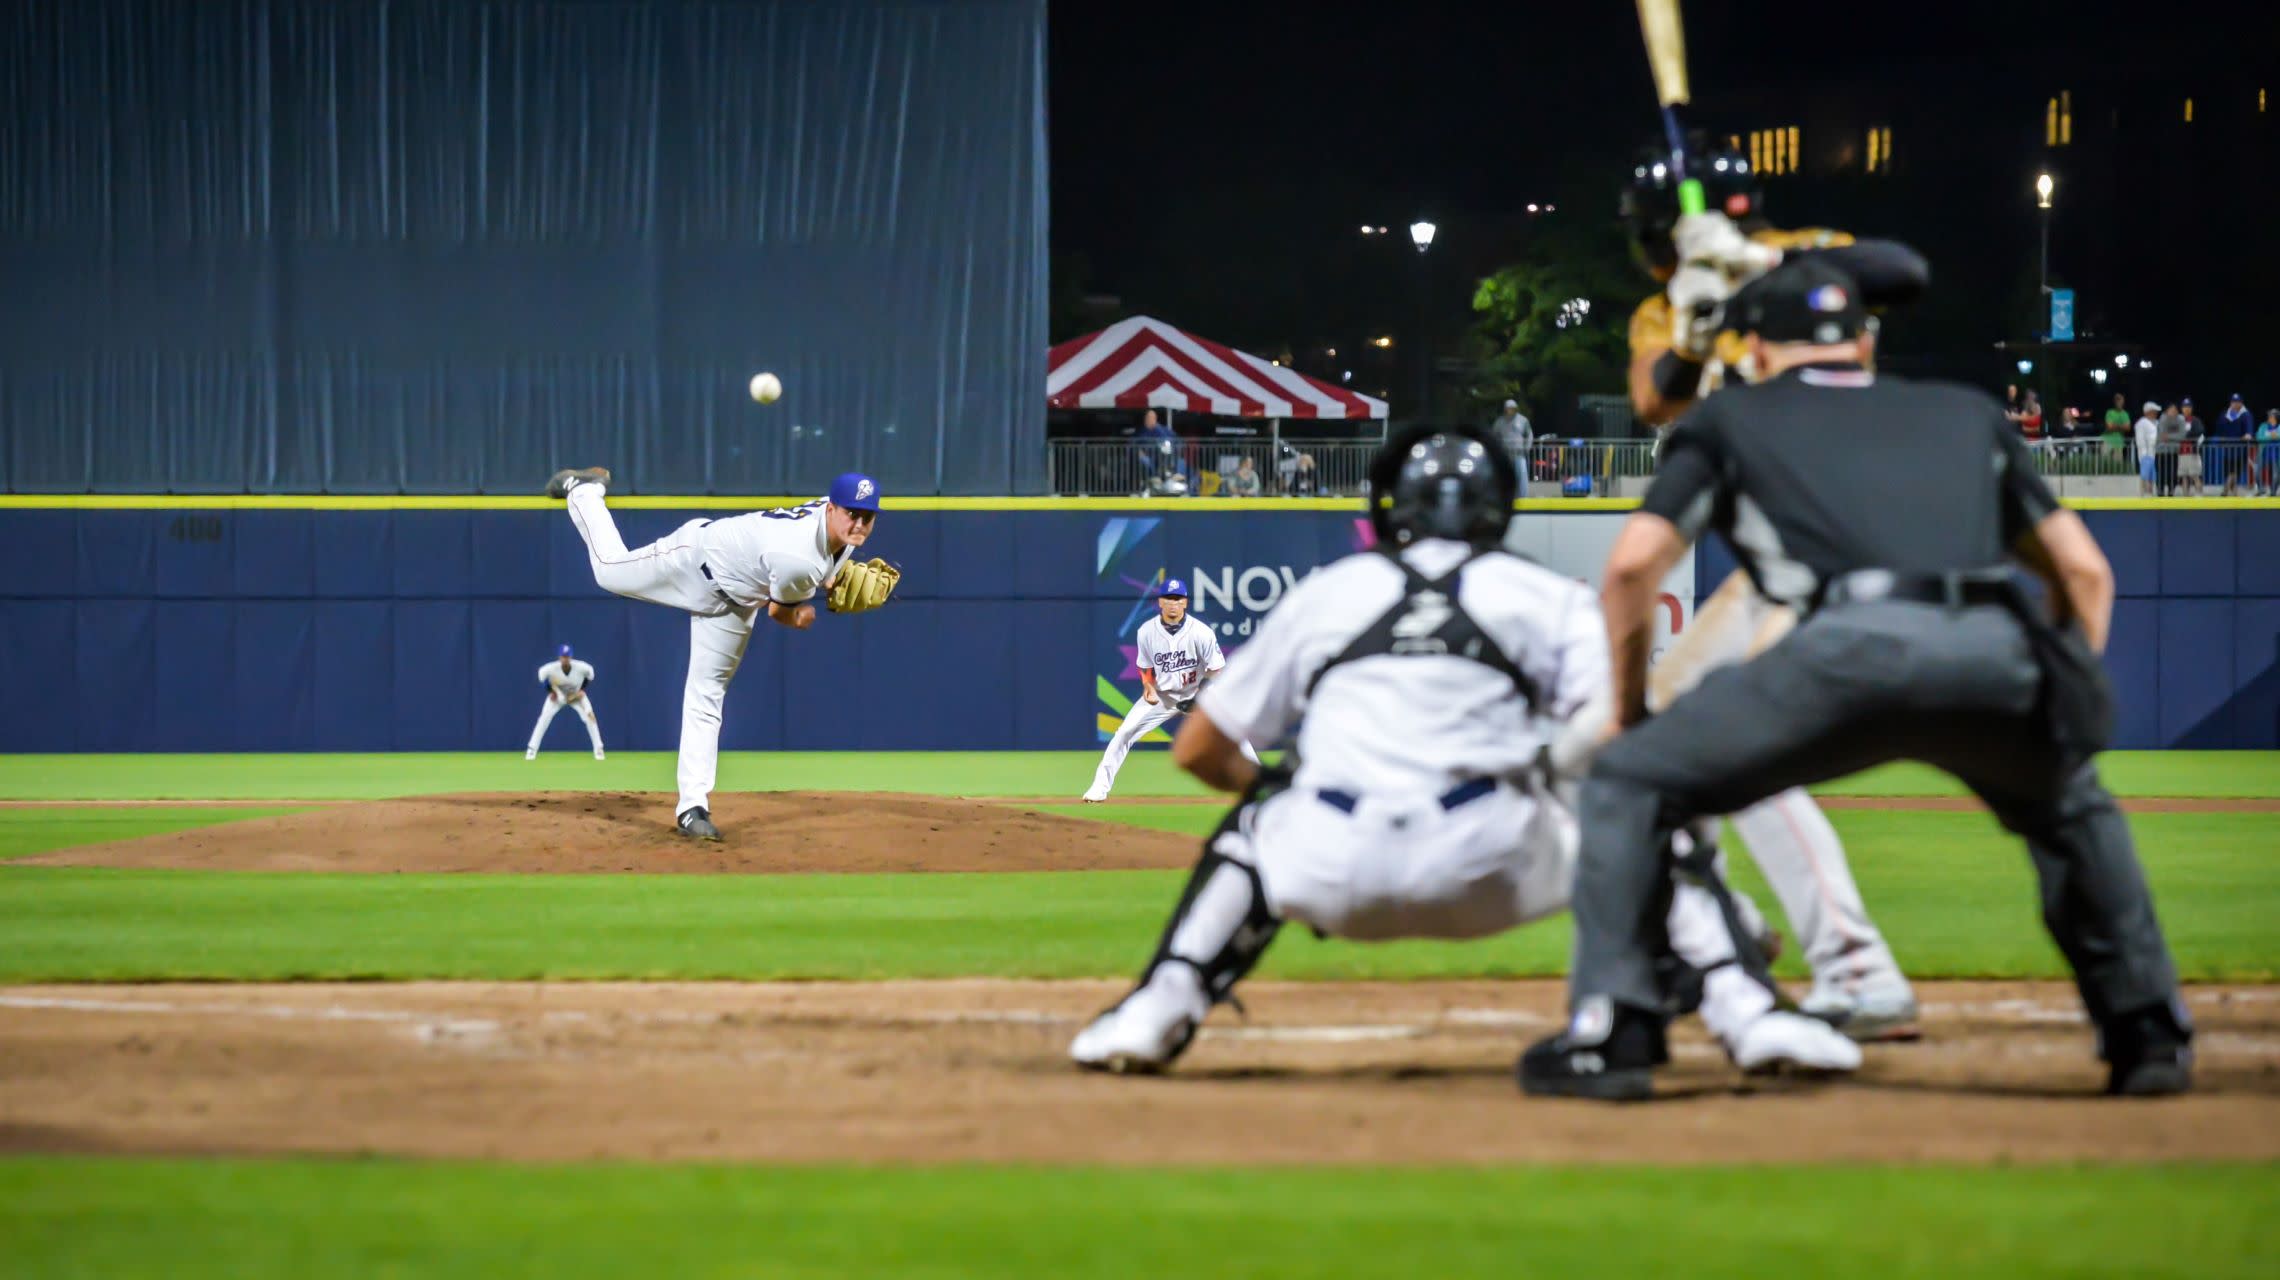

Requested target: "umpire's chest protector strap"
[{"left": 1303, "top": 548, "right": 1541, "bottom": 709}]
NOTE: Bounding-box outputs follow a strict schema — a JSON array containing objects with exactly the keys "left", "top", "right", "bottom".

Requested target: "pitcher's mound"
[{"left": 24, "top": 792, "right": 1199, "bottom": 875}]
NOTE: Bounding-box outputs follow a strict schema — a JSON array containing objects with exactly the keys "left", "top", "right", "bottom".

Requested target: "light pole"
[
  {"left": 2035, "top": 172, "right": 2054, "bottom": 305},
  {"left": 1409, "top": 220, "right": 1437, "bottom": 424}
]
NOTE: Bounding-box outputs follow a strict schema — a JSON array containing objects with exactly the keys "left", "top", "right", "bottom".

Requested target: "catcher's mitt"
[{"left": 827, "top": 558, "right": 901, "bottom": 614}]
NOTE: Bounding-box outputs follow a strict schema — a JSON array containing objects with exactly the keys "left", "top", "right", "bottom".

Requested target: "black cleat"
[
  {"left": 2101, "top": 1005, "right": 2194, "bottom": 1097},
  {"left": 1518, "top": 1001, "right": 1667, "bottom": 1102},
  {"left": 676, "top": 806, "right": 723, "bottom": 842},
  {"left": 546, "top": 467, "right": 611, "bottom": 499}
]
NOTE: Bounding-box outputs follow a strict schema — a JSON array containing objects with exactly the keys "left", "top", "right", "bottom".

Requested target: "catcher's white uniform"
[
  {"left": 526, "top": 657, "right": 604, "bottom": 759},
  {"left": 564, "top": 480, "right": 857, "bottom": 819},
  {"left": 1071, "top": 537, "right": 1851, "bottom": 1071}
]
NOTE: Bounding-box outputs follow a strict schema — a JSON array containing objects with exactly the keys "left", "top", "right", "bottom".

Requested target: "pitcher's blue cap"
[
  {"left": 829, "top": 472, "right": 881, "bottom": 511},
  {"left": 1157, "top": 578, "right": 1189, "bottom": 599},
  {"left": 558, "top": 644, "right": 573, "bottom": 656}
]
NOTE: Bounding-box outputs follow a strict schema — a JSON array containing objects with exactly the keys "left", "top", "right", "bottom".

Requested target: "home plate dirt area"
[{"left": 1, "top": 980, "right": 2275, "bottom": 1165}]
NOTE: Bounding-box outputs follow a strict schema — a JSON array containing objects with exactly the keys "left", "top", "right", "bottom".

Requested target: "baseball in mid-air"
[{"left": 749, "top": 372, "right": 783, "bottom": 405}]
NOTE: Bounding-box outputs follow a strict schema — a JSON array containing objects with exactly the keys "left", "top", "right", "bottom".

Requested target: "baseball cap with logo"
[
  {"left": 1732, "top": 257, "right": 1867, "bottom": 345},
  {"left": 2143, "top": 401, "right": 2161, "bottom": 414},
  {"left": 828, "top": 472, "right": 881, "bottom": 512},
  {"left": 1157, "top": 578, "right": 1190, "bottom": 599},
  {"left": 559, "top": 644, "right": 573, "bottom": 656}
]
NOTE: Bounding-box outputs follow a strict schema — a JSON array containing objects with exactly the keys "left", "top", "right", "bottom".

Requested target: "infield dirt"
[
  {"left": 18, "top": 791, "right": 1198, "bottom": 874},
  {"left": 2, "top": 979, "right": 2275, "bottom": 1165}
]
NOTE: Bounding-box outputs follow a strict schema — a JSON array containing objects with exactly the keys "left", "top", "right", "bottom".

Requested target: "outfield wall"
[{"left": 1, "top": 505, "right": 2274, "bottom": 752}]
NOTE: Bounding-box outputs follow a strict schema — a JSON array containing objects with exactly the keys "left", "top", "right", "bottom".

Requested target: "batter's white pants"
[
  {"left": 1653, "top": 572, "right": 1896, "bottom": 980},
  {"left": 1086, "top": 696, "right": 1259, "bottom": 799},
  {"left": 1238, "top": 780, "right": 1776, "bottom": 1043},
  {"left": 527, "top": 696, "right": 604, "bottom": 757},
  {"left": 565, "top": 483, "right": 755, "bottom": 816}
]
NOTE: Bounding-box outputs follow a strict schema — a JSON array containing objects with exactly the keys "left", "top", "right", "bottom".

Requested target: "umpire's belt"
[
  {"left": 1814, "top": 567, "right": 2016, "bottom": 612},
  {"left": 1316, "top": 777, "right": 1497, "bottom": 816}
]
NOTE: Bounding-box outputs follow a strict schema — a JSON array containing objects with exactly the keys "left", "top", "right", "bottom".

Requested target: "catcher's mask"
[{"left": 1367, "top": 424, "right": 1517, "bottom": 551}]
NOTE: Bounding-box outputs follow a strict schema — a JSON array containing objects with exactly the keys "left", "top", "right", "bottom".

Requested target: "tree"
[{"left": 1466, "top": 222, "right": 1647, "bottom": 433}]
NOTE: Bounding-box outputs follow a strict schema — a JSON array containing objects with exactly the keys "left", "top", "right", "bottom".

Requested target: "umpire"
[{"left": 1521, "top": 257, "right": 2192, "bottom": 1101}]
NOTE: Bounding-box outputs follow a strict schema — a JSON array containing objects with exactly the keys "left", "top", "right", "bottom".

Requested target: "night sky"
[{"left": 1046, "top": 0, "right": 2272, "bottom": 395}]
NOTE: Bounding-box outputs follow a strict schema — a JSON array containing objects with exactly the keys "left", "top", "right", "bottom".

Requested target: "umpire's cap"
[
  {"left": 1732, "top": 257, "right": 1868, "bottom": 345},
  {"left": 1367, "top": 423, "right": 1518, "bottom": 550}
]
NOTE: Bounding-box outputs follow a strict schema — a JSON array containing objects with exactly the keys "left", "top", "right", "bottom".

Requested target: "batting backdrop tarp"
[{"left": 0, "top": 0, "right": 1048, "bottom": 496}]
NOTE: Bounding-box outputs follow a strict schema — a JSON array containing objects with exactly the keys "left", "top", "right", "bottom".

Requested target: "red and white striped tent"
[{"left": 1047, "top": 316, "right": 1387, "bottom": 420}]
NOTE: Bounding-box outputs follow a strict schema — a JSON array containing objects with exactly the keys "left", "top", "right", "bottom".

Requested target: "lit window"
[
  {"left": 2060, "top": 90, "right": 2072, "bottom": 145},
  {"left": 2046, "top": 98, "right": 2058, "bottom": 147},
  {"left": 2185, "top": 97, "right": 2194, "bottom": 123},
  {"left": 1749, "top": 130, "right": 1763, "bottom": 173},
  {"left": 2261, "top": 88, "right": 2267, "bottom": 113},
  {"left": 1728, "top": 134, "right": 1741, "bottom": 151},
  {"left": 1787, "top": 126, "right": 1800, "bottom": 171}
]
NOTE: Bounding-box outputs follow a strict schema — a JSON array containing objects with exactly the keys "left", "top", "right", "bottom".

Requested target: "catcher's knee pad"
[{"left": 1144, "top": 805, "right": 1282, "bottom": 1006}]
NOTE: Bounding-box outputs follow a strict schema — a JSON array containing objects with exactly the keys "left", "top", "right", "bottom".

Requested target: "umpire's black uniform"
[{"left": 1523, "top": 258, "right": 2192, "bottom": 1100}]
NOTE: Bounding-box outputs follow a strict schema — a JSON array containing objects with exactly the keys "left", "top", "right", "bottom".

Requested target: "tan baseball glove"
[{"left": 826, "top": 558, "right": 901, "bottom": 614}]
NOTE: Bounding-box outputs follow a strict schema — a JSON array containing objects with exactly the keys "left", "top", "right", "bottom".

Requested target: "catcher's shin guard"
[{"left": 1141, "top": 805, "right": 1284, "bottom": 1006}]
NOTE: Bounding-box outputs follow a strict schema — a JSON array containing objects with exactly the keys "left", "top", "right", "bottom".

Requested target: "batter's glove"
[
  {"left": 826, "top": 558, "right": 902, "bottom": 614},
  {"left": 1666, "top": 263, "right": 1732, "bottom": 360},
  {"left": 1672, "top": 212, "right": 1783, "bottom": 283}
]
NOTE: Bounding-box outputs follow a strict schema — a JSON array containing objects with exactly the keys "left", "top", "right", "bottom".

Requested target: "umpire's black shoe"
[
  {"left": 676, "top": 806, "right": 723, "bottom": 842},
  {"left": 2102, "top": 1007, "right": 2194, "bottom": 1097},
  {"left": 1518, "top": 1000, "right": 1667, "bottom": 1102}
]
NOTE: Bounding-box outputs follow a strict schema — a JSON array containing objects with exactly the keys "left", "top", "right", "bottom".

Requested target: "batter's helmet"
[
  {"left": 1619, "top": 133, "right": 1762, "bottom": 276},
  {"left": 1367, "top": 424, "right": 1517, "bottom": 551}
]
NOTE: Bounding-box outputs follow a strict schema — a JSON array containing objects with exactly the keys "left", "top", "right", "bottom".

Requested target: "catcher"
[
  {"left": 547, "top": 466, "right": 900, "bottom": 839},
  {"left": 1603, "top": 136, "right": 1934, "bottom": 1038}
]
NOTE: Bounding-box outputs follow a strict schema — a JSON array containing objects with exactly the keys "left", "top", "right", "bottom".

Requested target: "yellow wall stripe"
[{"left": 0, "top": 494, "right": 2271, "bottom": 513}]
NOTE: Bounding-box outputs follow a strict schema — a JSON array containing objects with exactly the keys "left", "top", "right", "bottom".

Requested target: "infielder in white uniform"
[
  {"left": 1083, "top": 579, "right": 1257, "bottom": 802},
  {"left": 526, "top": 645, "right": 605, "bottom": 759},
  {"left": 547, "top": 466, "right": 881, "bottom": 840},
  {"left": 1072, "top": 429, "right": 1859, "bottom": 1085}
]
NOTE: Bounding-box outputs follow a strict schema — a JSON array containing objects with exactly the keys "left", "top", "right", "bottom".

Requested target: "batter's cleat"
[
  {"left": 524, "top": 749, "right": 537, "bottom": 760},
  {"left": 1080, "top": 789, "right": 1108, "bottom": 804},
  {"left": 2101, "top": 1008, "right": 2195, "bottom": 1097},
  {"left": 1071, "top": 966, "right": 1207, "bottom": 1075},
  {"left": 1727, "top": 1010, "right": 1864, "bottom": 1076},
  {"left": 1801, "top": 963, "right": 1921, "bottom": 1042},
  {"left": 676, "top": 806, "right": 722, "bottom": 841},
  {"left": 1517, "top": 1003, "right": 1667, "bottom": 1102},
  {"left": 593, "top": 750, "right": 606, "bottom": 760},
  {"left": 545, "top": 467, "right": 611, "bottom": 498}
]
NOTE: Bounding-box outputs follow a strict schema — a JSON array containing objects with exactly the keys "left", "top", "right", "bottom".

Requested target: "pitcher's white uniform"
[
  {"left": 526, "top": 657, "right": 604, "bottom": 759},
  {"left": 1072, "top": 538, "right": 1805, "bottom": 1069},
  {"left": 1085, "top": 615, "right": 1244, "bottom": 801},
  {"left": 565, "top": 483, "right": 853, "bottom": 818}
]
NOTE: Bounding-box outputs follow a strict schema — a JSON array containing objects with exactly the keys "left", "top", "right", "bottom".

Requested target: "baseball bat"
[{"left": 1634, "top": 0, "right": 1705, "bottom": 215}]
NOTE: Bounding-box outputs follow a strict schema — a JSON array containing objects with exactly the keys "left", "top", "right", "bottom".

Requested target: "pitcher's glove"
[{"left": 826, "top": 559, "right": 902, "bottom": 614}]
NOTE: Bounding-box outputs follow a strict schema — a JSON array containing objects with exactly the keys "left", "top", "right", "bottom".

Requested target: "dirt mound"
[
  {"left": 2, "top": 979, "right": 2274, "bottom": 1165},
  {"left": 21, "top": 791, "right": 1198, "bottom": 875}
]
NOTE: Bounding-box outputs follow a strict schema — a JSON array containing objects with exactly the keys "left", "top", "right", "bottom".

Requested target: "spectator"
[
  {"left": 2015, "top": 391, "right": 2046, "bottom": 442},
  {"left": 2157, "top": 401, "right": 2188, "bottom": 495},
  {"left": 2213, "top": 393, "right": 2255, "bottom": 495},
  {"left": 2134, "top": 401, "right": 2162, "bottom": 496},
  {"left": 1134, "top": 409, "right": 1192, "bottom": 495},
  {"left": 1221, "top": 455, "right": 1263, "bottom": 498},
  {"left": 2259, "top": 409, "right": 2280, "bottom": 498},
  {"left": 2103, "top": 393, "right": 2133, "bottom": 453},
  {"left": 2178, "top": 398, "right": 2206, "bottom": 497},
  {"left": 1287, "top": 451, "right": 1322, "bottom": 496},
  {"left": 1492, "top": 399, "right": 1533, "bottom": 465}
]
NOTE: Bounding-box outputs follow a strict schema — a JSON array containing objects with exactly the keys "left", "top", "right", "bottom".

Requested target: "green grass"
[
  {"left": 0, "top": 808, "right": 307, "bottom": 860},
  {"left": 1, "top": 1158, "right": 2272, "bottom": 1279},
  {"left": 4, "top": 750, "right": 2273, "bottom": 801},
  {"left": 0, "top": 811, "right": 2266, "bottom": 982}
]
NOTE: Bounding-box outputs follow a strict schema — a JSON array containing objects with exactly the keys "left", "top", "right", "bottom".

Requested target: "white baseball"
[{"left": 749, "top": 372, "right": 783, "bottom": 404}]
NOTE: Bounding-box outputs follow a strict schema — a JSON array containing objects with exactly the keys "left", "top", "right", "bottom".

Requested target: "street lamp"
[
  {"left": 2035, "top": 172, "right": 2055, "bottom": 305},
  {"left": 1409, "top": 220, "right": 1437, "bottom": 252},
  {"left": 2017, "top": 359, "right": 2035, "bottom": 375},
  {"left": 2113, "top": 353, "right": 2130, "bottom": 368},
  {"left": 2091, "top": 368, "right": 2109, "bottom": 385}
]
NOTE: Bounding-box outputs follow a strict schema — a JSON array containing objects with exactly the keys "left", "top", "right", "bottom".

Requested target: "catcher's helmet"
[
  {"left": 1619, "top": 133, "right": 1762, "bottom": 276},
  {"left": 1367, "top": 424, "right": 1518, "bottom": 550}
]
